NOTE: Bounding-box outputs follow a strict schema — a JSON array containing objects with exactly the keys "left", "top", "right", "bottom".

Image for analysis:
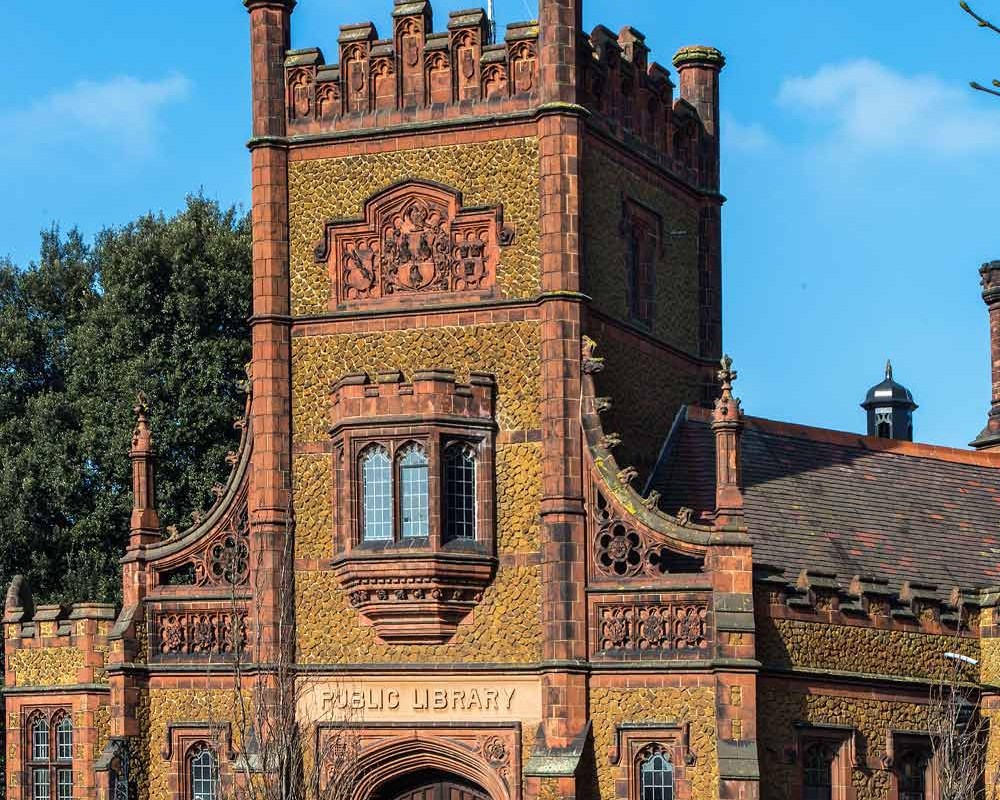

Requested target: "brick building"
[{"left": 4, "top": 1, "right": 1000, "bottom": 799}]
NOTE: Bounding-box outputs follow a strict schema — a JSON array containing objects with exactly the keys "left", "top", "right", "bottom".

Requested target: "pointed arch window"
[
  {"left": 399, "top": 444, "right": 429, "bottom": 539},
  {"left": 189, "top": 744, "right": 219, "bottom": 800},
  {"left": 27, "top": 711, "right": 73, "bottom": 800},
  {"left": 361, "top": 445, "right": 393, "bottom": 541},
  {"left": 638, "top": 748, "right": 674, "bottom": 800},
  {"left": 899, "top": 751, "right": 929, "bottom": 800},
  {"left": 444, "top": 443, "right": 477, "bottom": 542},
  {"left": 803, "top": 743, "right": 835, "bottom": 800}
]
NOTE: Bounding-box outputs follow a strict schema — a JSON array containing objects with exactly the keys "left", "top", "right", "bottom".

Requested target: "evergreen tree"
[{"left": 0, "top": 196, "right": 251, "bottom": 604}]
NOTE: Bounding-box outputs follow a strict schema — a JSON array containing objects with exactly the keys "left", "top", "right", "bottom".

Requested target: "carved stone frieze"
[
  {"left": 314, "top": 181, "right": 514, "bottom": 307},
  {"left": 151, "top": 609, "right": 247, "bottom": 659},
  {"left": 596, "top": 603, "right": 709, "bottom": 654}
]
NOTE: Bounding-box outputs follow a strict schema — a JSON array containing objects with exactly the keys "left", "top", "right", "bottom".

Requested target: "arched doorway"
[{"left": 373, "top": 769, "right": 494, "bottom": 800}]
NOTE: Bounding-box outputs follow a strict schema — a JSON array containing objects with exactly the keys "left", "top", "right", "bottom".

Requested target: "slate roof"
[{"left": 652, "top": 408, "right": 1000, "bottom": 592}]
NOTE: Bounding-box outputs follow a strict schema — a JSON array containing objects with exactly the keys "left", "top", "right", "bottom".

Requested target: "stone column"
[{"left": 244, "top": 0, "right": 294, "bottom": 660}]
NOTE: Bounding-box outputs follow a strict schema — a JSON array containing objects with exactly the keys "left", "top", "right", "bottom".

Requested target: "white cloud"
[
  {"left": 3, "top": 74, "right": 191, "bottom": 158},
  {"left": 777, "top": 58, "right": 1000, "bottom": 156},
  {"left": 723, "top": 113, "right": 776, "bottom": 154}
]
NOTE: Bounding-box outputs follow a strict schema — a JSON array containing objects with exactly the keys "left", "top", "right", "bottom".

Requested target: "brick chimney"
[
  {"left": 712, "top": 355, "right": 745, "bottom": 528},
  {"left": 973, "top": 261, "right": 1000, "bottom": 449}
]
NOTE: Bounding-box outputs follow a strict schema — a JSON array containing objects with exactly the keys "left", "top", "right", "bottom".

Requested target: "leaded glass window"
[
  {"left": 190, "top": 746, "right": 219, "bottom": 800},
  {"left": 444, "top": 443, "right": 476, "bottom": 542},
  {"left": 803, "top": 744, "right": 835, "bottom": 800},
  {"left": 639, "top": 749, "right": 674, "bottom": 800},
  {"left": 362, "top": 445, "right": 393, "bottom": 541},
  {"left": 56, "top": 717, "right": 72, "bottom": 761},
  {"left": 32, "top": 768, "right": 50, "bottom": 800},
  {"left": 33, "top": 718, "right": 50, "bottom": 761},
  {"left": 56, "top": 768, "right": 72, "bottom": 800},
  {"left": 399, "top": 444, "right": 429, "bottom": 538},
  {"left": 899, "top": 751, "right": 928, "bottom": 800}
]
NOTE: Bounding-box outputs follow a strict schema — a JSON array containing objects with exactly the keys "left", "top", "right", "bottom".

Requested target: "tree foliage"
[{"left": 0, "top": 196, "right": 251, "bottom": 604}]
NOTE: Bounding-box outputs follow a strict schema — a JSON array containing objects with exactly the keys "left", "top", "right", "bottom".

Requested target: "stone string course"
[
  {"left": 289, "top": 137, "right": 541, "bottom": 316},
  {"left": 291, "top": 321, "right": 542, "bottom": 444}
]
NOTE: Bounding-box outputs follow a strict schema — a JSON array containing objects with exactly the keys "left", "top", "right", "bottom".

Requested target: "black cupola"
[{"left": 861, "top": 360, "right": 917, "bottom": 441}]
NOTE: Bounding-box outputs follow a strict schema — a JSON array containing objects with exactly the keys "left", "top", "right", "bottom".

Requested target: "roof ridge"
[{"left": 688, "top": 407, "right": 1000, "bottom": 468}]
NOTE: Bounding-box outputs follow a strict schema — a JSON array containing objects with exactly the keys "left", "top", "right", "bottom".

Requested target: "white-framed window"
[
  {"left": 189, "top": 745, "right": 219, "bottom": 800},
  {"left": 361, "top": 444, "right": 393, "bottom": 541},
  {"left": 399, "top": 444, "right": 429, "bottom": 538},
  {"left": 638, "top": 747, "right": 674, "bottom": 800}
]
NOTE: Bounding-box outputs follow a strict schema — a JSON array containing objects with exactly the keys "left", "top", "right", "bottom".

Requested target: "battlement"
[
  {"left": 578, "top": 28, "right": 724, "bottom": 188},
  {"left": 3, "top": 578, "right": 115, "bottom": 688},
  {"left": 757, "top": 568, "right": 978, "bottom": 635},
  {"left": 330, "top": 369, "right": 496, "bottom": 430},
  {"left": 284, "top": 1, "right": 540, "bottom": 136}
]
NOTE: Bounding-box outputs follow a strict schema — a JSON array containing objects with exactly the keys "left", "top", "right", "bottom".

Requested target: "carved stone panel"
[
  {"left": 314, "top": 181, "right": 514, "bottom": 308},
  {"left": 150, "top": 608, "right": 247, "bottom": 660},
  {"left": 595, "top": 601, "right": 709, "bottom": 656}
]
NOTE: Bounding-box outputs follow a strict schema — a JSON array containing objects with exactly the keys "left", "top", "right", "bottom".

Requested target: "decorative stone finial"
[
  {"left": 711, "top": 355, "right": 744, "bottom": 528},
  {"left": 129, "top": 391, "right": 160, "bottom": 543},
  {"left": 672, "top": 45, "right": 726, "bottom": 70},
  {"left": 131, "top": 392, "right": 153, "bottom": 455},
  {"left": 712, "top": 355, "right": 743, "bottom": 425},
  {"left": 582, "top": 336, "right": 605, "bottom": 375}
]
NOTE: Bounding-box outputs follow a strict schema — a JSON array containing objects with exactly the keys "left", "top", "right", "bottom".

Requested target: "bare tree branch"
[
  {"left": 971, "top": 80, "right": 1000, "bottom": 97},
  {"left": 961, "top": 2, "right": 1000, "bottom": 35}
]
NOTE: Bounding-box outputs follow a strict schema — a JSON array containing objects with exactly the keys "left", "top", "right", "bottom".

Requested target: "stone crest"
[{"left": 315, "top": 181, "right": 514, "bottom": 307}]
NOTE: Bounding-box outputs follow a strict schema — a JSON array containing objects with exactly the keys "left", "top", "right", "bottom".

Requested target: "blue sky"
[{"left": 1, "top": 1, "right": 998, "bottom": 448}]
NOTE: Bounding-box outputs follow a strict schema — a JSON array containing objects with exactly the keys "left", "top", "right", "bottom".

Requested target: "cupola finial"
[{"left": 861, "top": 362, "right": 916, "bottom": 441}]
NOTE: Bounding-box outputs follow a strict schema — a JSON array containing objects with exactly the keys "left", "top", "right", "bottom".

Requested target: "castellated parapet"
[{"left": 282, "top": 0, "right": 723, "bottom": 191}]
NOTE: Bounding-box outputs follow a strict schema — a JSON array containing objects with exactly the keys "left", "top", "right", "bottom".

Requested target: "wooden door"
[{"left": 376, "top": 769, "right": 493, "bottom": 800}]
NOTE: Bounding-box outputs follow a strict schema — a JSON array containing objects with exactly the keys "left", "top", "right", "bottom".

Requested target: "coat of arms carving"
[{"left": 314, "top": 181, "right": 514, "bottom": 307}]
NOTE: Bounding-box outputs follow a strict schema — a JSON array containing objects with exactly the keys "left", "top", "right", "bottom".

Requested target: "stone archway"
[
  {"left": 372, "top": 768, "right": 494, "bottom": 800},
  {"left": 349, "top": 732, "right": 512, "bottom": 800}
]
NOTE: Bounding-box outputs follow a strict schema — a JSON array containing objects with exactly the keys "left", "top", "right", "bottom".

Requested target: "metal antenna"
[{"left": 487, "top": 0, "right": 496, "bottom": 44}]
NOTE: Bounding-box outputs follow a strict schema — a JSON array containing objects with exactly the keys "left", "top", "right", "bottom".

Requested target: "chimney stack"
[{"left": 972, "top": 261, "right": 1000, "bottom": 450}]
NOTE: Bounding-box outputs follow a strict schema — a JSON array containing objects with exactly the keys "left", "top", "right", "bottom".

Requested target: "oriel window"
[
  {"left": 361, "top": 445, "right": 393, "bottom": 542},
  {"left": 398, "top": 444, "right": 430, "bottom": 538},
  {"left": 444, "top": 443, "right": 477, "bottom": 542}
]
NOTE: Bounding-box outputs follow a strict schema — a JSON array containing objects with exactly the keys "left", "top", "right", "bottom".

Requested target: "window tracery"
[{"left": 26, "top": 710, "right": 72, "bottom": 800}]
